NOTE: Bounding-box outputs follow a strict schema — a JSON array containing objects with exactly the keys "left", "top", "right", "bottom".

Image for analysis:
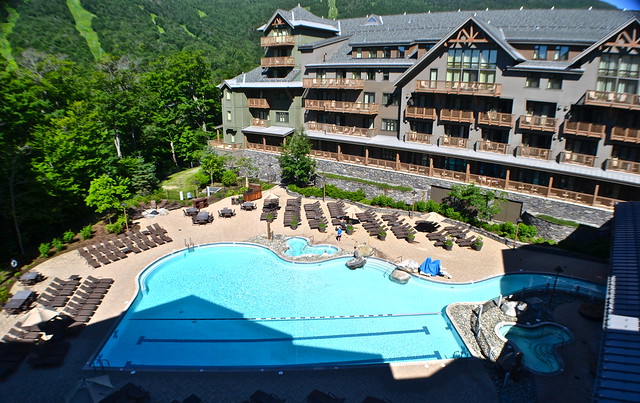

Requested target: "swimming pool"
[
  {"left": 93, "top": 243, "right": 604, "bottom": 370},
  {"left": 284, "top": 237, "right": 338, "bottom": 257}
]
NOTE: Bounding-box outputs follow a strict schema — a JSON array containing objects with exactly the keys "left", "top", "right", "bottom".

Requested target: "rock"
[
  {"left": 501, "top": 301, "right": 518, "bottom": 317},
  {"left": 389, "top": 269, "right": 411, "bottom": 284},
  {"left": 397, "top": 259, "right": 420, "bottom": 273},
  {"left": 355, "top": 244, "right": 374, "bottom": 257}
]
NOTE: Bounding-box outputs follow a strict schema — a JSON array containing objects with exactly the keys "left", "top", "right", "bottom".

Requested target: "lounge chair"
[
  {"left": 249, "top": 390, "right": 285, "bottom": 403},
  {"left": 307, "top": 390, "right": 345, "bottom": 403}
]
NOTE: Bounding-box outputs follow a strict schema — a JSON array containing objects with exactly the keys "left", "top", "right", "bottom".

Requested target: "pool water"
[
  {"left": 93, "top": 243, "right": 603, "bottom": 370},
  {"left": 497, "top": 323, "right": 572, "bottom": 374},
  {"left": 284, "top": 237, "right": 338, "bottom": 257}
]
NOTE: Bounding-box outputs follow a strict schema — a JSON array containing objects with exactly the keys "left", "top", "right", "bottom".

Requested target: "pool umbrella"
[
  {"left": 262, "top": 190, "right": 279, "bottom": 200},
  {"left": 423, "top": 212, "right": 445, "bottom": 222},
  {"left": 343, "top": 204, "right": 363, "bottom": 219},
  {"left": 65, "top": 375, "right": 115, "bottom": 403},
  {"left": 18, "top": 306, "right": 58, "bottom": 327}
]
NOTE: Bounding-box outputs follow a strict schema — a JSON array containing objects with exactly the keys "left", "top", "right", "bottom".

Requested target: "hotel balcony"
[
  {"left": 251, "top": 118, "right": 270, "bottom": 127},
  {"left": 518, "top": 146, "right": 552, "bottom": 160},
  {"left": 561, "top": 151, "right": 596, "bottom": 167},
  {"left": 247, "top": 98, "right": 270, "bottom": 109},
  {"left": 305, "top": 121, "right": 374, "bottom": 137},
  {"left": 302, "top": 78, "right": 364, "bottom": 90},
  {"left": 304, "top": 99, "right": 379, "bottom": 115},
  {"left": 405, "top": 106, "right": 437, "bottom": 120},
  {"left": 440, "top": 109, "right": 474, "bottom": 124},
  {"left": 476, "top": 140, "right": 509, "bottom": 154},
  {"left": 606, "top": 158, "right": 640, "bottom": 174},
  {"left": 260, "top": 35, "right": 295, "bottom": 47},
  {"left": 477, "top": 111, "right": 514, "bottom": 128},
  {"left": 415, "top": 80, "right": 502, "bottom": 97},
  {"left": 260, "top": 56, "right": 295, "bottom": 68},
  {"left": 563, "top": 121, "right": 606, "bottom": 139},
  {"left": 406, "top": 130, "right": 432, "bottom": 144},
  {"left": 610, "top": 127, "right": 640, "bottom": 143},
  {"left": 440, "top": 136, "right": 468, "bottom": 148},
  {"left": 583, "top": 90, "right": 640, "bottom": 110},
  {"left": 518, "top": 115, "right": 557, "bottom": 133}
]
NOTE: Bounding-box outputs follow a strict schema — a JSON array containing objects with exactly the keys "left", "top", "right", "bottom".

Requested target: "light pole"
[
  {"left": 548, "top": 265, "right": 564, "bottom": 309},
  {"left": 410, "top": 190, "right": 417, "bottom": 217},
  {"left": 513, "top": 217, "right": 523, "bottom": 248},
  {"left": 122, "top": 202, "right": 130, "bottom": 232}
]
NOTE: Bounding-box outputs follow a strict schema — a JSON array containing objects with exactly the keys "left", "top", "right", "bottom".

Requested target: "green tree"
[
  {"left": 445, "top": 183, "right": 505, "bottom": 222},
  {"left": 85, "top": 174, "right": 132, "bottom": 219},
  {"left": 199, "top": 151, "right": 230, "bottom": 185},
  {"left": 278, "top": 131, "right": 316, "bottom": 185},
  {"left": 221, "top": 170, "right": 237, "bottom": 187},
  {"left": 235, "top": 156, "right": 258, "bottom": 187},
  {"left": 118, "top": 156, "right": 158, "bottom": 196}
]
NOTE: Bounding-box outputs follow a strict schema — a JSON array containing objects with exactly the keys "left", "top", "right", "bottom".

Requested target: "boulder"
[
  {"left": 355, "top": 244, "right": 374, "bottom": 258},
  {"left": 389, "top": 269, "right": 411, "bottom": 284},
  {"left": 397, "top": 259, "right": 420, "bottom": 273}
]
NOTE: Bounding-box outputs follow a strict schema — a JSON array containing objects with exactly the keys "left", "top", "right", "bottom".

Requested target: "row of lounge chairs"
[
  {"left": 382, "top": 213, "right": 416, "bottom": 240},
  {"left": 37, "top": 277, "right": 80, "bottom": 308},
  {"left": 304, "top": 201, "right": 328, "bottom": 230},
  {"left": 427, "top": 225, "right": 476, "bottom": 248},
  {"left": 283, "top": 198, "right": 301, "bottom": 227},
  {"left": 260, "top": 198, "right": 280, "bottom": 221},
  {"left": 61, "top": 276, "right": 113, "bottom": 325},
  {"left": 246, "top": 389, "right": 389, "bottom": 403},
  {"left": 79, "top": 225, "right": 172, "bottom": 268},
  {"left": 356, "top": 210, "right": 385, "bottom": 237}
]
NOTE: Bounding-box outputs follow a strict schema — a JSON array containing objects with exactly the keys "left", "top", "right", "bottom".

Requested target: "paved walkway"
[{"left": 0, "top": 186, "right": 608, "bottom": 402}]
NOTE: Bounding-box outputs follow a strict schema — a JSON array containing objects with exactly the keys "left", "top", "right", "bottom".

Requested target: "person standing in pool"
[{"left": 336, "top": 227, "right": 342, "bottom": 242}]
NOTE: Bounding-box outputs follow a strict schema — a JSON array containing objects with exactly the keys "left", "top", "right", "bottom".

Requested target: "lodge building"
[{"left": 220, "top": 6, "right": 640, "bottom": 212}]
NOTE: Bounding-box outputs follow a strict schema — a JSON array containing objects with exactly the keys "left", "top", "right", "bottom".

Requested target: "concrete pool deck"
[{"left": 0, "top": 186, "right": 609, "bottom": 402}]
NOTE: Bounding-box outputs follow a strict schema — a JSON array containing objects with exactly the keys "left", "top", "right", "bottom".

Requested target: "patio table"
[
  {"left": 185, "top": 207, "right": 199, "bottom": 216},
  {"left": 241, "top": 202, "right": 256, "bottom": 211},
  {"left": 4, "top": 290, "right": 35, "bottom": 314},
  {"left": 19, "top": 272, "right": 41, "bottom": 285},
  {"left": 220, "top": 208, "right": 234, "bottom": 218},
  {"left": 194, "top": 211, "right": 210, "bottom": 224}
]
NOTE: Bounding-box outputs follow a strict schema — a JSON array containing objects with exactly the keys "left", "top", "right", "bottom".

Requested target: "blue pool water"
[
  {"left": 497, "top": 323, "right": 572, "bottom": 374},
  {"left": 284, "top": 237, "right": 338, "bottom": 257},
  {"left": 94, "top": 243, "right": 604, "bottom": 370}
]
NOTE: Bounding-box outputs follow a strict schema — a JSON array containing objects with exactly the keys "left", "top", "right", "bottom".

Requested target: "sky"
[{"left": 602, "top": 0, "right": 640, "bottom": 10}]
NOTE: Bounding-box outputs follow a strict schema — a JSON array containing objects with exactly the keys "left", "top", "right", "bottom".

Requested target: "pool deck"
[{"left": 0, "top": 186, "right": 608, "bottom": 402}]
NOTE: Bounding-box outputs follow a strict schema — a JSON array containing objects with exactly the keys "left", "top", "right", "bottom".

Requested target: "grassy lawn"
[
  {"left": 0, "top": 4, "right": 18, "bottom": 69},
  {"left": 160, "top": 167, "right": 201, "bottom": 198},
  {"left": 66, "top": 0, "right": 104, "bottom": 60}
]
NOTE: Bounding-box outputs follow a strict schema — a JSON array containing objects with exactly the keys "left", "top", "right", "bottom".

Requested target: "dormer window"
[
  {"left": 355, "top": 48, "right": 362, "bottom": 59},
  {"left": 383, "top": 47, "right": 391, "bottom": 58},
  {"left": 398, "top": 46, "right": 405, "bottom": 58},
  {"left": 369, "top": 49, "right": 377, "bottom": 59},
  {"left": 533, "top": 45, "right": 548, "bottom": 60},
  {"left": 554, "top": 46, "right": 569, "bottom": 61}
]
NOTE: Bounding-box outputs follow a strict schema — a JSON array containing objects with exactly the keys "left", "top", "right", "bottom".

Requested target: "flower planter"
[
  {"left": 472, "top": 243, "right": 483, "bottom": 251},
  {"left": 378, "top": 234, "right": 387, "bottom": 241},
  {"left": 406, "top": 237, "right": 415, "bottom": 243},
  {"left": 319, "top": 226, "right": 326, "bottom": 233},
  {"left": 346, "top": 228, "right": 354, "bottom": 235},
  {"left": 291, "top": 224, "right": 298, "bottom": 230},
  {"left": 444, "top": 243, "right": 453, "bottom": 251}
]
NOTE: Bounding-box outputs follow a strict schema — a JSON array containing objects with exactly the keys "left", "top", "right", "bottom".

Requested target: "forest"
[{"left": 0, "top": 0, "right": 617, "bottom": 273}]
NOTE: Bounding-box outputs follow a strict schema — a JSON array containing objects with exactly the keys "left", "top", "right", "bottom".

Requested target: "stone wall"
[
  {"left": 521, "top": 212, "right": 581, "bottom": 243},
  {"left": 243, "top": 150, "right": 613, "bottom": 227}
]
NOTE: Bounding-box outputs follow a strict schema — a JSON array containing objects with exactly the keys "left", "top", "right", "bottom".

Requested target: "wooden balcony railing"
[
  {"left": 415, "top": 80, "right": 502, "bottom": 97},
  {"left": 561, "top": 151, "right": 596, "bottom": 167},
  {"left": 406, "top": 131, "right": 432, "bottom": 144},
  {"left": 606, "top": 158, "right": 640, "bottom": 174},
  {"left": 440, "top": 136, "right": 468, "bottom": 148},
  {"left": 302, "top": 78, "right": 364, "bottom": 90},
  {"left": 477, "top": 112, "right": 514, "bottom": 127},
  {"left": 249, "top": 145, "right": 619, "bottom": 209},
  {"left": 260, "top": 35, "right": 295, "bottom": 47},
  {"left": 584, "top": 90, "right": 640, "bottom": 110},
  {"left": 610, "top": 127, "right": 640, "bottom": 143},
  {"left": 518, "top": 146, "right": 552, "bottom": 160},
  {"left": 305, "top": 121, "right": 374, "bottom": 137},
  {"left": 260, "top": 56, "right": 295, "bottom": 68},
  {"left": 248, "top": 98, "right": 270, "bottom": 109},
  {"left": 304, "top": 99, "right": 379, "bottom": 114},
  {"left": 563, "top": 121, "right": 606, "bottom": 139},
  {"left": 405, "top": 106, "right": 437, "bottom": 120},
  {"left": 477, "top": 140, "right": 508, "bottom": 154},
  {"left": 440, "top": 109, "right": 474, "bottom": 123},
  {"left": 518, "top": 115, "right": 557, "bottom": 132},
  {"left": 251, "top": 118, "right": 270, "bottom": 127}
]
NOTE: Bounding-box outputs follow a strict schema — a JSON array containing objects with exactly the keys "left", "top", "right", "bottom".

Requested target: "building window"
[
  {"left": 382, "top": 119, "right": 398, "bottom": 131},
  {"left": 525, "top": 74, "right": 540, "bottom": 88},
  {"left": 352, "top": 70, "right": 360, "bottom": 79},
  {"left": 276, "top": 112, "right": 289, "bottom": 123},
  {"left": 554, "top": 46, "right": 569, "bottom": 61},
  {"left": 226, "top": 111, "right": 232, "bottom": 121},
  {"left": 225, "top": 90, "right": 231, "bottom": 100},
  {"left": 597, "top": 53, "right": 640, "bottom": 94},
  {"left": 398, "top": 46, "right": 405, "bottom": 58},
  {"left": 367, "top": 69, "right": 376, "bottom": 80},
  {"left": 355, "top": 48, "right": 362, "bottom": 59},
  {"left": 383, "top": 47, "right": 391, "bottom": 58},
  {"left": 447, "top": 49, "right": 497, "bottom": 83},
  {"left": 533, "top": 45, "right": 548, "bottom": 60},
  {"left": 369, "top": 49, "right": 377, "bottom": 58},
  {"left": 382, "top": 92, "right": 399, "bottom": 106},
  {"left": 547, "top": 75, "right": 562, "bottom": 90},
  {"left": 382, "top": 70, "right": 390, "bottom": 81},
  {"left": 336, "top": 70, "right": 346, "bottom": 79},
  {"left": 364, "top": 92, "right": 376, "bottom": 104}
]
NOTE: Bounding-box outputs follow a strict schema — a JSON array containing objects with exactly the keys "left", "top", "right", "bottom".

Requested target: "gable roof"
[
  {"left": 570, "top": 17, "right": 640, "bottom": 67},
  {"left": 258, "top": 6, "right": 339, "bottom": 33}
]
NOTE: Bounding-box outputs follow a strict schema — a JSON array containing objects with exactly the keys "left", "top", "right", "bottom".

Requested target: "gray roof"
[
  {"left": 223, "top": 67, "right": 302, "bottom": 89},
  {"left": 259, "top": 6, "right": 339, "bottom": 33}
]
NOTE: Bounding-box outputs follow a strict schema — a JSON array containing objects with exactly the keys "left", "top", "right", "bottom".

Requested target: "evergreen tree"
[{"left": 278, "top": 131, "right": 316, "bottom": 186}]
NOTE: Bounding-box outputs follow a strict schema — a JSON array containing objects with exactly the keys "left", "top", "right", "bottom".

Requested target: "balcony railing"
[
  {"left": 440, "top": 136, "right": 468, "bottom": 148},
  {"left": 406, "top": 131, "right": 432, "bottom": 144},
  {"left": 251, "top": 118, "right": 270, "bottom": 127},
  {"left": 563, "top": 121, "right": 606, "bottom": 139},
  {"left": 304, "top": 99, "right": 379, "bottom": 114},
  {"left": 260, "top": 56, "right": 295, "bottom": 68},
  {"left": 246, "top": 142, "right": 282, "bottom": 153},
  {"left": 405, "top": 106, "right": 437, "bottom": 120},
  {"left": 518, "top": 115, "right": 557, "bottom": 132},
  {"left": 305, "top": 121, "right": 374, "bottom": 137},
  {"left": 584, "top": 90, "right": 640, "bottom": 110},
  {"left": 477, "top": 140, "right": 508, "bottom": 154},
  {"left": 248, "top": 98, "right": 270, "bottom": 109},
  {"left": 561, "top": 151, "right": 596, "bottom": 167},
  {"left": 611, "top": 127, "right": 640, "bottom": 143},
  {"left": 519, "top": 146, "right": 552, "bottom": 160},
  {"left": 260, "top": 35, "right": 295, "bottom": 47},
  {"left": 440, "top": 109, "right": 474, "bottom": 124},
  {"left": 415, "top": 80, "right": 502, "bottom": 97},
  {"left": 302, "top": 78, "right": 364, "bottom": 90},
  {"left": 606, "top": 158, "right": 640, "bottom": 174},
  {"left": 477, "top": 112, "right": 514, "bottom": 127}
]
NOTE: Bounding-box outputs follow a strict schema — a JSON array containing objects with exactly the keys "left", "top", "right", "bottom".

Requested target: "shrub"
[
  {"left": 517, "top": 223, "right": 538, "bottom": 241},
  {"left": 62, "top": 230, "right": 76, "bottom": 243},
  {"left": 105, "top": 216, "right": 128, "bottom": 234},
  {"left": 38, "top": 242, "right": 51, "bottom": 258},
  {"left": 51, "top": 238, "right": 65, "bottom": 252},
  {"left": 0, "top": 285, "right": 9, "bottom": 304},
  {"left": 221, "top": 170, "right": 238, "bottom": 187},
  {"left": 80, "top": 225, "right": 93, "bottom": 240}
]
